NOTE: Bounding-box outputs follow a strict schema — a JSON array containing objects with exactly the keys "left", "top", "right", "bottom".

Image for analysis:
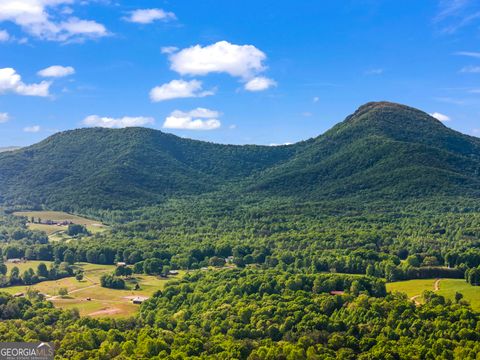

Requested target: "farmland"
[
  {"left": 13, "top": 210, "right": 107, "bottom": 240},
  {"left": 2, "top": 261, "right": 183, "bottom": 318},
  {"left": 387, "top": 278, "right": 480, "bottom": 311}
]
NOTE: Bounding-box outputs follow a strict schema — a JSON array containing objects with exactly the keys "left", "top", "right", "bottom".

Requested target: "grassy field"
[
  {"left": 13, "top": 210, "right": 107, "bottom": 241},
  {"left": 2, "top": 261, "right": 183, "bottom": 318},
  {"left": 387, "top": 278, "right": 480, "bottom": 311},
  {"left": 6, "top": 260, "right": 54, "bottom": 275}
]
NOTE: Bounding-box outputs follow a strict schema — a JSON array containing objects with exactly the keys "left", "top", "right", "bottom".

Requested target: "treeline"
[
  {"left": 0, "top": 261, "right": 73, "bottom": 287},
  {"left": 0, "top": 269, "right": 478, "bottom": 359}
]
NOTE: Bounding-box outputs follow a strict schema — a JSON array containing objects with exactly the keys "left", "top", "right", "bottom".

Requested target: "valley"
[
  {"left": 3, "top": 261, "right": 182, "bottom": 317},
  {"left": 0, "top": 102, "right": 478, "bottom": 359}
]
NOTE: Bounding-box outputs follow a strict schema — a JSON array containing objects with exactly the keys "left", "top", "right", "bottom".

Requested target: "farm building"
[
  {"left": 7, "top": 258, "right": 23, "bottom": 263},
  {"left": 116, "top": 262, "right": 126, "bottom": 267},
  {"left": 132, "top": 296, "right": 149, "bottom": 304}
]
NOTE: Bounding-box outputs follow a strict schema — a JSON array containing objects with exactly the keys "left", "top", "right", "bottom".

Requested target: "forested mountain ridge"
[
  {"left": 0, "top": 101, "right": 478, "bottom": 210},
  {"left": 250, "top": 102, "right": 480, "bottom": 200},
  {"left": 0, "top": 127, "right": 302, "bottom": 209}
]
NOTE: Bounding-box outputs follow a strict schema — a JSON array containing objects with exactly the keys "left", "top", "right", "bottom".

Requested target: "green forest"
[{"left": 0, "top": 103, "right": 479, "bottom": 359}]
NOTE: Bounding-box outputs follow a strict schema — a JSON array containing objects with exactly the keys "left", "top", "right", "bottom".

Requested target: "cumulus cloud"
[
  {"left": 150, "top": 79, "right": 214, "bottom": 102},
  {"left": 0, "top": 0, "right": 108, "bottom": 42},
  {"left": 429, "top": 112, "right": 450, "bottom": 122},
  {"left": 244, "top": 76, "right": 277, "bottom": 91},
  {"left": 163, "top": 108, "right": 221, "bottom": 130},
  {"left": 82, "top": 115, "right": 155, "bottom": 128},
  {"left": 0, "top": 68, "right": 50, "bottom": 97},
  {"left": 168, "top": 41, "right": 267, "bottom": 79},
  {"left": 24, "top": 125, "right": 40, "bottom": 132},
  {"left": 0, "top": 112, "right": 9, "bottom": 123},
  {"left": 126, "top": 8, "right": 176, "bottom": 24},
  {"left": 38, "top": 65, "right": 75, "bottom": 77},
  {"left": 0, "top": 30, "right": 9, "bottom": 42}
]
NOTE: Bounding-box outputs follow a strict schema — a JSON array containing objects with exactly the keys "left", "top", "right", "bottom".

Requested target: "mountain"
[
  {"left": 0, "top": 101, "right": 478, "bottom": 210},
  {"left": 0, "top": 127, "right": 300, "bottom": 209},
  {"left": 250, "top": 102, "right": 480, "bottom": 200}
]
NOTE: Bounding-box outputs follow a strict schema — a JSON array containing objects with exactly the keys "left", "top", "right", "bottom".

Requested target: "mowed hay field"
[
  {"left": 387, "top": 278, "right": 480, "bottom": 311},
  {"left": 5, "top": 260, "right": 54, "bottom": 275},
  {"left": 13, "top": 210, "right": 108, "bottom": 238},
  {"left": 2, "top": 261, "right": 183, "bottom": 318}
]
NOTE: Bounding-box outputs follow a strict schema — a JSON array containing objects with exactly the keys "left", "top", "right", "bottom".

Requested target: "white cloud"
[
  {"left": 149, "top": 79, "right": 214, "bottom": 102},
  {"left": 455, "top": 51, "right": 480, "bottom": 58},
  {"left": 0, "top": 112, "right": 9, "bottom": 123},
  {"left": 169, "top": 41, "right": 267, "bottom": 79},
  {"left": 0, "top": 30, "right": 9, "bottom": 42},
  {"left": 161, "top": 46, "right": 178, "bottom": 54},
  {"left": 269, "top": 142, "right": 293, "bottom": 146},
  {"left": 163, "top": 108, "right": 221, "bottom": 130},
  {"left": 365, "top": 68, "right": 384, "bottom": 75},
  {"left": 82, "top": 115, "right": 154, "bottom": 128},
  {"left": 0, "top": 68, "right": 50, "bottom": 97},
  {"left": 244, "top": 76, "right": 276, "bottom": 91},
  {"left": 461, "top": 65, "right": 480, "bottom": 73},
  {"left": 473, "top": 128, "right": 480, "bottom": 135},
  {"left": 434, "top": 0, "right": 480, "bottom": 34},
  {"left": 38, "top": 65, "right": 75, "bottom": 77},
  {"left": 0, "top": 0, "right": 108, "bottom": 42},
  {"left": 429, "top": 112, "right": 450, "bottom": 122},
  {"left": 59, "top": 17, "right": 107, "bottom": 39},
  {"left": 126, "top": 8, "right": 176, "bottom": 24},
  {"left": 313, "top": 96, "right": 319, "bottom": 103},
  {"left": 24, "top": 125, "right": 40, "bottom": 132}
]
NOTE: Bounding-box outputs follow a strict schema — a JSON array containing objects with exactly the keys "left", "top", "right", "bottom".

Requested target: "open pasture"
[
  {"left": 1, "top": 262, "right": 183, "bottom": 317},
  {"left": 387, "top": 278, "right": 480, "bottom": 311}
]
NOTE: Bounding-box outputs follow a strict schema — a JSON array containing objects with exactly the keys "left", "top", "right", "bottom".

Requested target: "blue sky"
[{"left": 0, "top": 0, "right": 479, "bottom": 147}]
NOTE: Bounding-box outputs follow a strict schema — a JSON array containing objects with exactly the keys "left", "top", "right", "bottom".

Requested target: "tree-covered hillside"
[
  {"left": 251, "top": 102, "right": 480, "bottom": 200},
  {"left": 0, "top": 102, "right": 479, "bottom": 210},
  {"left": 0, "top": 127, "right": 301, "bottom": 209}
]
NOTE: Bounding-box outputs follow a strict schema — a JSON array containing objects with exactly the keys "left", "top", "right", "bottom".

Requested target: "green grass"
[
  {"left": 386, "top": 279, "right": 435, "bottom": 299},
  {"left": 27, "top": 223, "right": 67, "bottom": 235},
  {"left": 13, "top": 210, "right": 108, "bottom": 242},
  {"left": 5, "top": 260, "right": 53, "bottom": 275},
  {"left": 13, "top": 211, "right": 105, "bottom": 226},
  {"left": 387, "top": 278, "right": 480, "bottom": 311},
  {"left": 1, "top": 262, "right": 183, "bottom": 318},
  {"left": 437, "top": 279, "right": 480, "bottom": 311}
]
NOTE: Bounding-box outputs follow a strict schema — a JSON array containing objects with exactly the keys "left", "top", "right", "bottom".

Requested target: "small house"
[
  {"left": 169, "top": 270, "right": 179, "bottom": 275},
  {"left": 116, "top": 262, "right": 126, "bottom": 267},
  {"left": 329, "top": 290, "right": 345, "bottom": 296}
]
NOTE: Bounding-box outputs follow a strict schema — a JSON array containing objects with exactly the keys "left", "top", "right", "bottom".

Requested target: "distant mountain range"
[
  {"left": 0, "top": 147, "right": 21, "bottom": 153},
  {"left": 0, "top": 102, "right": 478, "bottom": 210}
]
